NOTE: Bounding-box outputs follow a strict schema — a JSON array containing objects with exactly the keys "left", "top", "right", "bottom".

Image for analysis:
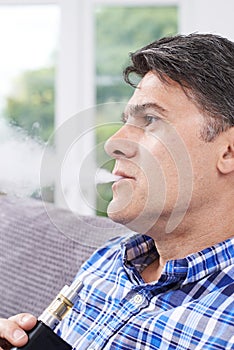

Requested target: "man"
[{"left": 0, "top": 33, "right": 234, "bottom": 349}]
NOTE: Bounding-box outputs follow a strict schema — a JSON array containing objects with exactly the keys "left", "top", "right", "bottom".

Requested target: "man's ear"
[{"left": 217, "top": 127, "right": 234, "bottom": 174}]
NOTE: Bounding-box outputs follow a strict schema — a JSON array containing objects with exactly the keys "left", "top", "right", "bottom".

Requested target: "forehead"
[
  {"left": 126, "top": 71, "right": 200, "bottom": 117},
  {"left": 128, "top": 71, "right": 184, "bottom": 104}
]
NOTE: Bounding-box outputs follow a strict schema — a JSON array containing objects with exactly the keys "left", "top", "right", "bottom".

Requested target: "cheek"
[
  {"left": 187, "top": 144, "right": 217, "bottom": 196},
  {"left": 140, "top": 137, "right": 176, "bottom": 187},
  {"left": 149, "top": 149, "right": 178, "bottom": 205},
  {"left": 143, "top": 135, "right": 191, "bottom": 210}
]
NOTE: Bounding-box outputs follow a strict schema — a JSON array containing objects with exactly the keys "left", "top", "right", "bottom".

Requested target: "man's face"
[{"left": 105, "top": 71, "right": 219, "bottom": 235}]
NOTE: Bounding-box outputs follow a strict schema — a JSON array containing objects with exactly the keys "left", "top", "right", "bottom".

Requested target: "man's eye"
[{"left": 145, "top": 115, "right": 159, "bottom": 125}]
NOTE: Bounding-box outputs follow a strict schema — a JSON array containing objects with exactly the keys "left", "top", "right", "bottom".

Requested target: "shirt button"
[{"left": 133, "top": 293, "right": 143, "bottom": 304}]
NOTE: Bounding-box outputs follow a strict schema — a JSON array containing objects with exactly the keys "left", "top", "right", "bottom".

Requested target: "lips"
[{"left": 112, "top": 170, "right": 135, "bottom": 181}]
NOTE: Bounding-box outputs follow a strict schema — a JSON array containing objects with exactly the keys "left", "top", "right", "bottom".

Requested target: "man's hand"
[{"left": 0, "top": 313, "right": 37, "bottom": 350}]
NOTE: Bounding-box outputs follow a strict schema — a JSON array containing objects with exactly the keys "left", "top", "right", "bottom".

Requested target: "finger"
[
  {"left": 8, "top": 313, "right": 37, "bottom": 331},
  {"left": 0, "top": 314, "right": 36, "bottom": 347},
  {"left": 0, "top": 318, "right": 27, "bottom": 347}
]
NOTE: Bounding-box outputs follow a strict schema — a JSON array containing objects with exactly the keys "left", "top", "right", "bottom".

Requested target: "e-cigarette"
[{"left": 12, "top": 279, "right": 83, "bottom": 350}]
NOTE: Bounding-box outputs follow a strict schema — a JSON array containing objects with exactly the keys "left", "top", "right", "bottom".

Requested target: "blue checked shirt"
[{"left": 56, "top": 234, "right": 234, "bottom": 349}]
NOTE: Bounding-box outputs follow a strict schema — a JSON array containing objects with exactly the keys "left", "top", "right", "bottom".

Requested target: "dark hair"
[{"left": 124, "top": 33, "right": 234, "bottom": 141}]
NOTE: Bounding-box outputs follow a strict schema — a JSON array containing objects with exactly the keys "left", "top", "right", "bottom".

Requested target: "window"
[
  {"left": 0, "top": 3, "right": 60, "bottom": 200},
  {"left": 0, "top": 4, "right": 60, "bottom": 141}
]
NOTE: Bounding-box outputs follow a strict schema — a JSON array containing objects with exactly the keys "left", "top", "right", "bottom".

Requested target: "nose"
[{"left": 104, "top": 124, "right": 139, "bottom": 160}]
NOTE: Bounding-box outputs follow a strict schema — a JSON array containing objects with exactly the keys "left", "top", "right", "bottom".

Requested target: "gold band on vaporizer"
[{"left": 38, "top": 280, "right": 83, "bottom": 330}]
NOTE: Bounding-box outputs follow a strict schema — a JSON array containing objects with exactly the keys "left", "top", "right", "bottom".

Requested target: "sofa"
[{"left": 0, "top": 195, "right": 129, "bottom": 319}]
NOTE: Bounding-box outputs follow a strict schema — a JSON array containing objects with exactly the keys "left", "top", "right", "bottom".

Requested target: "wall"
[{"left": 179, "top": 0, "right": 234, "bottom": 40}]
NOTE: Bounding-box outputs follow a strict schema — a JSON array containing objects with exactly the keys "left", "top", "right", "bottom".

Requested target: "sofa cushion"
[{"left": 0, "top": 195, "right": 128, "bottom": 318}]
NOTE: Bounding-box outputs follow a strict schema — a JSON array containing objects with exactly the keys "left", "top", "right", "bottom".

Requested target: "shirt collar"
[
  {"left": 121, "top": 234, "right": 159, "bottom": 274},
  {"left": 183, "top": 237, "right": 234, "bottom": 284},
  {"left": 121, "top": 234, "right": 234, "bottom": 285}
]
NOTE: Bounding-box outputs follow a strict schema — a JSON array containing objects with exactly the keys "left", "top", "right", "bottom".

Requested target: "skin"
[
  {"left": 0, "top": 314, "right": 37, "bottom": 349},
  {"left": 1, "top": 71, "right": 234, "bottom": 347}
]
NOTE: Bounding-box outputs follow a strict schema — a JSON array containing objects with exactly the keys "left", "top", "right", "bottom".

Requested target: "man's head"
[
  {"left": 105, "top": 33, "right": 234, "bottom": 237},
  {"left": 124, "top": 33, "right": 234, "bottom": 142}
]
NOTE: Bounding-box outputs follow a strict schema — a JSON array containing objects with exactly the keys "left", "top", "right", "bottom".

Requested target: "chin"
[
  {"left": 107, "top": 199, "right": 147, "bottom": 231},
  {"left": 107, "top": 200, "right": 135, "bottom": 225},
  {"left": 107, "top": 205, "right": 128, "bottom": 225}
]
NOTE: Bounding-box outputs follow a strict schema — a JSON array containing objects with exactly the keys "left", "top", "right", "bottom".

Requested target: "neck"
[{"left": 148, "top": 206, "right": 234, "bottom": 264}]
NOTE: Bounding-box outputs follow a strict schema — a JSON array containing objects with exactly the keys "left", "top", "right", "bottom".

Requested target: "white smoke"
[
  {"left": 95, "top": 168, "right": 123, "bottom": 185},
  {"left": 0, "top": 118, "right": 122, "bottom": 200},
  {"left": 0, "top": 118, "right": 54, "bottom": 197}
]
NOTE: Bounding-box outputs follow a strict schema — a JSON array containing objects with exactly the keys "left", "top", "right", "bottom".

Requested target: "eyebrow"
[{"left": 122, "top": 102, "right": 168, "bottom": 120}]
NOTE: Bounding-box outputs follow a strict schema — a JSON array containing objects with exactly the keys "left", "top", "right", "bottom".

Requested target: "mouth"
[{"left": 112, "top": 171, "right": 135, "bottom": 182}]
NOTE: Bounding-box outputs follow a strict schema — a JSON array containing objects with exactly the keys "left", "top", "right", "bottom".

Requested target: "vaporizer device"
[{"left": 12, "top": 279, "right": 83, "bottom": 350}]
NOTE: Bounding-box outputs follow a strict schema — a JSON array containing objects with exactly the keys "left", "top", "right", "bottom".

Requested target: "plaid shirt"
[{"left": 56, "top": 234, "right": 234, "bottom": 349}]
